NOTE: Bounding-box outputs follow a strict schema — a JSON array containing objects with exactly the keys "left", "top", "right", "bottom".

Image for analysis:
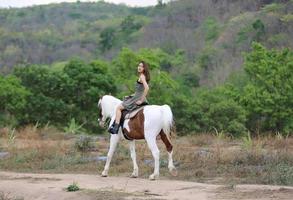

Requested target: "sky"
[{"left": 0, "top": 0, "right": 161, "bottom": 8}]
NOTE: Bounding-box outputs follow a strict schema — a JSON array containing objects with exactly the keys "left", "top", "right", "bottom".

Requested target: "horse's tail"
[{"left": 161, "top": 105, "right": 174, "bottom": 141}]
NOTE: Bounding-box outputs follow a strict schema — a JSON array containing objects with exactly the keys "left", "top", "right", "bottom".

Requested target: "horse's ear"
[
  {"left": 98, "top": 95, "right": 104, "bottom": 103},
  {"left": 98, "top": 96, "right": 102, "bottom": 108}
]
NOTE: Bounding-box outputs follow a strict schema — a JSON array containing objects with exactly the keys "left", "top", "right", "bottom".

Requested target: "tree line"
[{"left": 0, "top": 43, "right": 292, "bottom": 136}]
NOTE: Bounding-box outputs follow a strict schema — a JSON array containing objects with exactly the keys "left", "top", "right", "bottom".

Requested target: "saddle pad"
[{"left": 125, "top": 106, "right": 146, "bottom": 119}]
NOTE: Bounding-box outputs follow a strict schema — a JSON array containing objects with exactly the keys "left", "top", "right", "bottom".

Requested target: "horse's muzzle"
[{"left": 98, "top": 119, "right": 105, "bottom": 127}]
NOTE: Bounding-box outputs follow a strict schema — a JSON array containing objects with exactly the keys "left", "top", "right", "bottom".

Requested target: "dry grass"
[{"left": 0, "top": 126, "right": 292, "bottom": 186}]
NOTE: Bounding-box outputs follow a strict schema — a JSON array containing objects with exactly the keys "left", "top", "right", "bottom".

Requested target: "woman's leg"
[
  {"left": 115, "top": 104, "right": 124, "bottom": 124},
  {"left": 109, "top": 104, "right": 124, "bottom": 134}
]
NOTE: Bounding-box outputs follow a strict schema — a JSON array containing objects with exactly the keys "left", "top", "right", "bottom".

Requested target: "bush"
[
  {"left": 191, "top": 87, "right": 247, "bottom": 136},
  {"left": 13, "top": 59, "right": 116, "bottom": 133},
  {"left": 242, "top": 43, "right": 293, "bottom": 134},
  {"left": 66, "top": 182, "right": 80, "bottom": 192},
  {"left": 0, "top": 75, "right": 30, "bottom": 127},
  {"left": 74, "top": 135, "right": 94, "bottom": 152}
]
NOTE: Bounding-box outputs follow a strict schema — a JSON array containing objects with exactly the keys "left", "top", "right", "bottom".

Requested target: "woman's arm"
[{"left": 139, "top": 74, "right": 149, "bottom": 102}]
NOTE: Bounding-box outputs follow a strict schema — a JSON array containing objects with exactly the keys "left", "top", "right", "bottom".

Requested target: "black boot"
[{"left": 108, "top": 122, "right": 120, "bottom": 134}]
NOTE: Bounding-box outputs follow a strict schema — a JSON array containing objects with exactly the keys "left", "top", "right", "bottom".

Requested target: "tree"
[
  {"left": 111, "top": 48, "right": 178, "bottom": 104},
  {"left": 100, "top": 27, "right": 116, "bottom": 51},
  {"left": 252, "top": 19, "right": 265, "bottom": 42},
  {"left": 13, "top": 60, "right": 116, "bottom": 132},
  {"left": 241, "top": 43, "right": 293, "bottom": 134},
  {"left": 0, "top": 75, "right": 30, "bottom": 127},
  {"left": 120, "top": 15, "right": 142, "bottom": 34}
]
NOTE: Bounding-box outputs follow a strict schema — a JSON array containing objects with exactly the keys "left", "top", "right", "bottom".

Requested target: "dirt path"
[{"left": 0, "top": 171, "right": 292, "bottom": 200}]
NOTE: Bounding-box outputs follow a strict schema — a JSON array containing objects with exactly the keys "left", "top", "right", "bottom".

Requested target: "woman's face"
[{"left": 137, "top": 62, "right": 144, "bottom": 73}]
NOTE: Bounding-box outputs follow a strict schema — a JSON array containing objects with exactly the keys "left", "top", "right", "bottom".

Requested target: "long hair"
[{"left": 140, "top": 61, "right": 150, "bottom": 83}]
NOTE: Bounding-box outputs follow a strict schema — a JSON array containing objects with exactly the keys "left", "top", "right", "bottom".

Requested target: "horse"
[{"left": 98, "top": 95, "right": 177, "bottom": 180}]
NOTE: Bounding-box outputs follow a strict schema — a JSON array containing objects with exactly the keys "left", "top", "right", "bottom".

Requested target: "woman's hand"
[{"left": 136, "top": 100, "right": 143, "bottom": 105}]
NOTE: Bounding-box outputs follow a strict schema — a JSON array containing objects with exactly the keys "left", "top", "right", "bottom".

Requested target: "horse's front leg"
[
  {"left": 145, "top": 135, "right": 160, "bottom": 180},
  {"left": 129, "top": 140, "right": 138, "bottom": 178},
  {"left": 101, "top": 133, "right": 121, "bottom": 177}
]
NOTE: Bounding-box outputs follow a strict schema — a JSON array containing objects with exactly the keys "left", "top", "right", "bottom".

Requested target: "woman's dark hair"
[{"left": 140, "top": 61, "right": 150, "bottom": 83}]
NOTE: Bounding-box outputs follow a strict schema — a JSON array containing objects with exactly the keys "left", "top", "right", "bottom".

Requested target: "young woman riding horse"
[
  {"left": 98, "top": 61, "right": 177, "bottom": 180},
  {"left": 108, "top": 61, "right": 150, "bottom": 134}
]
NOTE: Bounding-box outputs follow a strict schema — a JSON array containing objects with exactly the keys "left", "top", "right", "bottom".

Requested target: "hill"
[{"left": 0, "top": 0, "right": 292, "bottom": 85}]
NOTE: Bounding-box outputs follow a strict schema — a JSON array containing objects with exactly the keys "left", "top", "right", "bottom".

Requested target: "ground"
[
  {"left": 0, "top": 127, "right": 293, "bottom": 199},
  {"left": 0, "top": 171, "right": 293, "bottom": 200}
]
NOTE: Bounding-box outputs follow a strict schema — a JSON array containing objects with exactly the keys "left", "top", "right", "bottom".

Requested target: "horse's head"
[
  {"left": 98, "top": 95, "right": 122, "bottom": 128},
  {"left": 98, "top": 97, "right": 106, "bottom": 127}
]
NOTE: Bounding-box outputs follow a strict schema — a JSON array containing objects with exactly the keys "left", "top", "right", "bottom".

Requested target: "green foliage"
[
  {"left": 120, "top": 15, "right": 142, "bottom": 34},
  {"left": 180, "top": 72, "right": 200, "bottom": 88},
  {"left": 241, "top": 131, "right": 253, "bottom": 149},
  {"left": 0, "top": 75, "right": 29, "bottom": 113},
  {"left": 172, "top": 81, "right": 247, "bottom": 136},
  {"left": 197, "top": 46, "right": 218, "bottom": 70},
  {"left": 13, "top": 65, "right": 70, "bottom": 125},
  {"left": 280, "top": 14, "right": 293, "bottom": 22},
  {"left": 268, "top": 33, "right": 288, "bottom": 46},
  {"left": 236, "top": 24, "right": 254, "bottom": 44},
  {"left": 13, "top": 59, "right": 116, "bottom": 133},
  {"left": 0, "top": 75, "right": 30, "bottom": 127},
  {"left": 111, "top": 47, "right": 179, "bottom": 106},
  {"left": 202, "top": 17, "right": 220, "bottom": 41},
  {"left": 242, "top": 43, "right": 293, "bottom": 134},
  {"left": 8, "top": 128, "right": 16, "bottom": 146},
  {"left": 66, "top": 182, "right": 80, "bottom": 192},
  {"left": 252, "top": 19, "right": 265, "bottom": 42},
  {"left": 100, "top": 27, "right": 116, "bottom": 51},
  {"left": 272, "top": 163, "right": 293, "bottom": 185},
  {"left": 99, "top": 14, "right": 145, "bottom": 52},
  {"left": 236, "top": 19, "right": 265, "bottom": 44},
  {"left": 74, "top": 135, "right": 94, "bottom": 152},
  {"left": 171, "top": 95, "right": 199, "bottom": 134},
  {"left": 213, "top": 127, "right": 226, "bottom": 140},
  {"left": 64, "top": 118, "right": 85, "bottom": 134},
  {"left": 261, "top": 3, "right": 284, "bottom": 13},
  {"left": 0, "top": 2, "right": 147, "bottom": 69},
  {"left": 193, "top": 87, "right": 247, "bottom": 136}
]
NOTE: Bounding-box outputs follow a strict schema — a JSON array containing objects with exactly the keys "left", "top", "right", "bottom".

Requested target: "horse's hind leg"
[
  {"left": 129, "top": 140, "right": 138, "bottom": 178},
  {"left": 101, "top": 133, "right": 120, "bottom": 177},
  {"left": 160, "top": 131, "right": 177, "bottom": 176}
]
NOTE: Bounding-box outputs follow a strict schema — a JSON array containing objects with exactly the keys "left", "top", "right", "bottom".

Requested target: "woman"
[{"left": 108, "top": 61, "right": 150, "bottom": 134}]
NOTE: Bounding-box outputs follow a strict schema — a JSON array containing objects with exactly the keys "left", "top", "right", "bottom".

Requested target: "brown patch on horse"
[
  {"left": 160, "top": 130, "right": 173, "bottom": 153},
  {"left": 122, "top": 110, "right": 145, "bottom": 140}
]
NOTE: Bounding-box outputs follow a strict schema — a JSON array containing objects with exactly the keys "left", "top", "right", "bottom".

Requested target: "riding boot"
[{"left": 108, "top": 122, "right": 120, "bottom": 134}]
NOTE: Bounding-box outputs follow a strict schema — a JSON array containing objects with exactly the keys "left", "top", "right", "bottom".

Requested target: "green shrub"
[
  {"left": 242, "top": 43, "right": 293, "bottom": 134},
  {"left": 66, "top": 182, "right": 80, "bottom": 192},
  {"left": 74, "top": 135, "right": 94, "bottom": 152}
]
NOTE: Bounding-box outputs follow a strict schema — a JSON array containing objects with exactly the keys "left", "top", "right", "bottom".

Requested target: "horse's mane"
[
  {"left": 100, "top": 95, "right": 122, "bottom": 118},
  {"left": 102, "top": 95, "right": 122, "bottom": 104}
]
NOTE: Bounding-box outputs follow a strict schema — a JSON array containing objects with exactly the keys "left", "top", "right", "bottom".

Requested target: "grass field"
[{"left": 0, "top": 126, "right": 292, "bottom": 186}]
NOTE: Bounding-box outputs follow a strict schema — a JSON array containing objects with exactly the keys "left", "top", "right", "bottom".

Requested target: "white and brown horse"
[{"left": 98, "top": 95, "right": 177, "bottom": 180}]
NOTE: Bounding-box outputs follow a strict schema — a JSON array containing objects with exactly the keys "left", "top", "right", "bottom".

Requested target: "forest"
[{"left": 0, "top": 0, "right": 292, "bottom": 136}]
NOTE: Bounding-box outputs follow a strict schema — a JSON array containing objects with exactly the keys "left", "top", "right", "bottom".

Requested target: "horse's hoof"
[
  {"left": 101, "top": 171, "right": 108, "bottom": 177},
  {"left": 149, "top": 174, "right": 158, "bottom": 180},
  {"left": 169, "top": 168, "right": 178, "bottom": 177},
  {"left": 130, "top": 174, "right": 138, "bottom": 178}
]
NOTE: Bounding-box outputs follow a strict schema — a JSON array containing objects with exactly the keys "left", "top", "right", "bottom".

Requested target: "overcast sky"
[{"left": 0, "top": 0, "right": 161, "bottom": 8}]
